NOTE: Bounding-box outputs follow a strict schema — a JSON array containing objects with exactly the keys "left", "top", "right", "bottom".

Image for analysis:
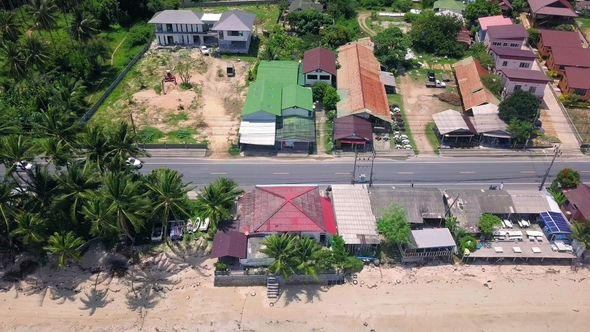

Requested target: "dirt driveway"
[
  {"left": 130, "top": 49, "right": 248, "bottom": 156},
  {"left": 399, "top": 74, "right": 461, "bottom": 154}
]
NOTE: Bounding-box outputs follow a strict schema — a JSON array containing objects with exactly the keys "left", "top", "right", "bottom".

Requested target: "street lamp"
[{"left": 538, "top": 145, "right": 562, "bottom": 191}]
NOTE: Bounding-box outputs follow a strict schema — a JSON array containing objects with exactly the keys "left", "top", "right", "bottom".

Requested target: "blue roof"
[{"left": 540, "top": 211, "right": 572, "bottom": 234}]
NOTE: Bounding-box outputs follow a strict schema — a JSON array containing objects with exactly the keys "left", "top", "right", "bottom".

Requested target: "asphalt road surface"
[{"left": 139, "top": 157, "right": 590, "bottom": 190}]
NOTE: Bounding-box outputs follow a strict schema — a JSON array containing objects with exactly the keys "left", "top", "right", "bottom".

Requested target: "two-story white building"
[
  {"left": 148, "top": 10, "right": 255, "bottom": 53},
  {"left": 302, "top": 47, "right": 337, "bottom": 86},
  {"left": 484, "top": 24, "right": 529, "bottom": 49},
  {"left": 490, "top": 46, "right": 537, "bottom": 70},
  {"left": 499, "top": 68, "right": 551, "bottom": 100}
]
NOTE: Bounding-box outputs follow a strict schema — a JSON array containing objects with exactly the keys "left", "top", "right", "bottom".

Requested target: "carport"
[
  {"left": 471, "top": 104, "right": 511, "bottom": 147},
  {"left": 432, "top": 110, "right": 476, "bottom": 146}
]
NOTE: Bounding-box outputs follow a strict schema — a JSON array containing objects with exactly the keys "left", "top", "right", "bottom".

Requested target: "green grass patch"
[
  {"left": 185, "top": 4, "right": 280, "bottom": 31},
  {"left": 137, "top": 127, "right": 165, "bottom": 143},
  {"left": 576, "top": 18, "right": 590, "bottom": 31},
  {"left": 424, "top": 122, "right": 440, "bottom": 154},
  {"left": 166, "top": 127, "right": 198, "bottom": 143},
  {"left": 387, "top": 94, "right": 419, "bottom": 154},
  {"left": 164, "top": 112, "right": 189, "bottom": 126},
  {"left": 228, "top": 146, "right": 240, "bottom": 156}
]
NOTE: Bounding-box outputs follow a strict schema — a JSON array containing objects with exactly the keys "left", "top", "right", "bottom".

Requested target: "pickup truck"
[{"left": 426, "top": 80, "right": 446, "bottom": 88}]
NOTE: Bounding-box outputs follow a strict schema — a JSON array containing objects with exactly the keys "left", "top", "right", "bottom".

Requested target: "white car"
[
  {"left": 16, "top": 161, "right": 34, "bottom": 171},
  {"left": 200, "top": 45, "right": 210, "bottom": 55},
  {"left": 126, "top": 158, "right": 143, "bottom": 169},
  {"left": 151, "top": 224, "right": 163, "bottom": 242}
]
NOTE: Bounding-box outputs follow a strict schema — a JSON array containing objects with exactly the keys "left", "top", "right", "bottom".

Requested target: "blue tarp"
[{"left": 540, "top": 211, "right": 572, "bottom": 235}]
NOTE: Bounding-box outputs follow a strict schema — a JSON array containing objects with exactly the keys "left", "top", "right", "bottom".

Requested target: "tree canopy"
[
  {"left": 409, "top": 10, "right": 465, "bottom": 58},
  {"left": 507, "top": 119, "right": 534, "bottom": 144},
  {"left": 373, "top": 27, "right": 412, "bottom": 71},
  {"left": 464, "top": 0, "right": 502, "bottom": 27},
  {"left": 498, "top": 90, "right": 540, "bottom": 124},
  {"left": 572, "top": 220, "right": 590, "bottom": 250},
  {"left": 556, "top": 168, "right": 581, "bottom": 189},
  {"left": 478, "top": 213, "right": 501, "bottom": 238},
  {"left": 376, "top": 204, "right": 411, "bottom": 244}
]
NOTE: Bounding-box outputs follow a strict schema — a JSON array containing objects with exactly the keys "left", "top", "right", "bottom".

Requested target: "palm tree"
[
  {"left": 80, "top": 125, "right": 110, "bottom": 173},
  {"left": 36, "top": 137, "right": 74, "bottom": 168},
  {"left": 11, "top": 212, "right": 46, "bottom": 245},
  {"left": 0, "top": 182, "right": 17, "bottom": 248},
  {"left": 20, "top": 33, "right": 50, "bottom": 71},
  {"left": 260, "top": 233, "right": 298, "bottom": 280},
  {"left": 24, "top": 164, "right": 60, "bottom": 218},
  {"left": 98, "top": 172, "right": 150, "bottom": 242},
  {"left": 45, "top": 231, "right": 84, "bottom": 267},
  {"left": 105, "top": 122, "right": 144, "bottom": 165},
  {"left": 28, "top": 0, "right": 58, "bottom": 48},
  {"left": 82, "top": 196, "right": 119, "bottom": 237},
  {"left": 0, "top": 10, "right": 21, "bottom": 42},
  {"left": 0, "top": 41, "right": 27, "bottom": 81},
  {"left": 572, "top": 220, "right": 590, "bottom": 250},
  {"left": 34, "top": 106, "right": 81, "bottom": 145},
  {"left": 55, "top": 162, "right": 99, "bottom": 221},
  {"left": 69, "top": 8, "right": 98, "bottom": 43},
  {"left": 144, "top": 168, "right": 194, "bottom": 229},
  {"left": 51, "top": 76, "right": 88, "bottom": 115},
  {"left": 194, "top": 177, "right": 243, "bottom": 228},
  {"left": 0, "top": 134, "right": 36, "bottom": 178},
  {"left": 294, "top": 237, "right": 322, "bottom": 278}
]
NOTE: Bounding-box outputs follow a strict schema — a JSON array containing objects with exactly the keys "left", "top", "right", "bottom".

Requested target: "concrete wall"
[
  {"left": 493, "top": 56, "right": 533, "bottom": 70},
  {"left": 214, "top": 273, "right": 345, "bottom": 287}
]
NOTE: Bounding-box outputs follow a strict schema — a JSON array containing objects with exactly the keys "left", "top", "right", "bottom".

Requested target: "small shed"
[
  {"left": 432, "top": 109, "right": 476, "bottom": 145},
  {"left": 379, "top": 71, "right": 397, "bottom": 94},
  {"left": 401, "top": 228, "right": 456, "bottom": 263}
]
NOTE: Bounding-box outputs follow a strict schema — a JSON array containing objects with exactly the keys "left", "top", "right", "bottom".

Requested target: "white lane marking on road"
[
  {"left": 210, "top": 173, "right": 227, "bottom": 175},
  {"left": 335, "top": 172, "right": 350, "bottom": 175},
  {"left": 273, "top": 172, "right": 289, "bottom": 175},
  {"left": 520, "top": 171, "right": 536, "bottom": 174},
  {"left": 397, "top": 172, "right": 414, "bottom": 175},
  {"left": 459, "top": 172, "right": 475, "bottom": 174},
  {"left": 581, "top": 171, "right": 590, "bottom": 173}
]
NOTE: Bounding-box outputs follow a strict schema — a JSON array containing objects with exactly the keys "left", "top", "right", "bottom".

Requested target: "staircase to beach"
[{"left": 267, "top": 275, "right": 279, "bottom": 299}]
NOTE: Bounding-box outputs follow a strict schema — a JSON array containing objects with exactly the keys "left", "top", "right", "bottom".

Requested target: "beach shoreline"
[{"left": 1, "top": 244, "right": 589, "bottom": 332}]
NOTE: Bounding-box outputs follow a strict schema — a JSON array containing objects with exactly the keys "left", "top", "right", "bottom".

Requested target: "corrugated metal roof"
[
  {"left": 212, "top": 10, "right": 256, "bottom": 31},
  {"left": 539, "top": 29, "right": 582, "bottom": 48},
  {"left": 486, "top": 24, "right": 529, "bottom": 40},
  {"left": 550, "top": 47, "right": 590, "bottom": 67},
  {"left": 276, "top": 116, "right": 316, "bottom": 142},
  {"left": 529, "top": 0, "right": 577, "bottom": 17},
  {"left": 490, "top": 46, "right": 537, "bottom": 60},
  {"left": 331, "top": 184, "right": 379, "bottom": 245},
  {"left": 242, "top": 80, "right": 282, "bottom": 116},
  {"left": 564, "top": 67, "right": 590, "bottom": 90},
  {"left": 379, "top": 71, "right": 396, "bottom": 87},
  {"left": 471, "top": 104, "right": 509, "bottom": 137},
  {"left": 303, "top": 47, "right": 337, "bottom": 76},
  {"left": 281, "top": 85, "right": 313, "bottom": 111},
  {"left": 239, "top": 120, "right": 276, "bottom": 145},
  {"left": 410, "top": 229, "right": 456, "bottom": 249},
  {"left": 369, "top": 188, "right": 445, "bottom": 224},
  {"left": 453, "top": 57, "right": 489, "bottom": 111},
  {"left": 148, "top": 10, "right": 203, "bottom": 24},
  {"left": 256, "top": 61, "right": 301, "bottom": 87},
  {"left": 334, "top": 115, "right": 373, "bottom": 141},
  {"left": 478, "top": 15, "right": 512, "bottom": 30},
  {"left": 433, "top": 0, "right": 465, "bottom": 11},
  {"left": 432, "top": 109, "right": 474, "bottom": 136},
  {"left": 445, "top": 189, "right": 515, "bottom": 233},
  {"left": 506, "top": 190, "right": 552, "bottom": 213},
  {"left": 336, "top": 43, "right": 392, "bottom": 123},
  {"left": 499, "top": 68, "right": 550, "bottom": 83}
]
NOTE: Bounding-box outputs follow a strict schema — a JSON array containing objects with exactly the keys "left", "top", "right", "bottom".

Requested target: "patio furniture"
[
  {"left": 512, "top": 247, "right": 522, "bottom": 253},
  {"left": 536, "top": 236, "right": 543, "bottom": 242},
  {"left": 494, "top": 247, "right": 504, "bottom": 253},
  {"left": 531, "top": 247, "right": 541, "bottom": 253},
  {"left": 518, "top": 220, "right": 524, "bottom": 228}
]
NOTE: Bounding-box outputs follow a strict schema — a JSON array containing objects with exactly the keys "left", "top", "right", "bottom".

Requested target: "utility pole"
[
  {"left": 539, "top": 145, "right": 562, "bottom": 191},
  {"left": 352, "top": 145, "right": 375, "bottom": 186},
  {"left": 369, "top": 148, "right": 376, "bottom": 187}
]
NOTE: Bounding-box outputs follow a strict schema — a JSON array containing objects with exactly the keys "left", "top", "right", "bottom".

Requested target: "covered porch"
[
  {"left": 275, "top": 116, "right": 316, "bottom": 152},
  {"left": 470, "top": 104, "right": 512, "bottom": 148},
  {"left": 432, "top": 109, "right": 477, "bottom": 148}
]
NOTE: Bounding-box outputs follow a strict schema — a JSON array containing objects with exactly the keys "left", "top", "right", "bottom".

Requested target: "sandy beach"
[{"left": 1, "top": 242, "right": 589, "bottom": 332}]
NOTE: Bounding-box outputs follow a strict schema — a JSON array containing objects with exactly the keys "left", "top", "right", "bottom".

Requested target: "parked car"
[
  {"left": 126, "top": 158, "right": 143, "bottom": 169},
  {"left": 428, "top": 71, "right": 436, "bottom": 82},
  {"left": 151, "top": 224, "right": 163, "bottom": 242},
  {"left": 425, "top": 80, "right": 446, "bottom": 88},
  {"left": 200, "top": 45, "right": 210, "bottom": 55},
  {"left": 169, "top": 220, "right": 185, "bottom": 241},
  {"left": 15, "top": 161, "right": 34, "bottom": 171}
]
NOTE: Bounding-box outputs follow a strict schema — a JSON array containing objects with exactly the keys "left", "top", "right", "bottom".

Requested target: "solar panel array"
[{"left": 540, "top": 211, "right": 572, "bottom": 234}]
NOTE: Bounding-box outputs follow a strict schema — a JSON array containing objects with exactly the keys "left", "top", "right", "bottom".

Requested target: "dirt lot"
[{"left": 398, "top": 73, "right": 461, "bottom": 154}]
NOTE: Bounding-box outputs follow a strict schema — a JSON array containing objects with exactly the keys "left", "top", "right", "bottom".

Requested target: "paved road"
[{"left": 139, "top": 157, "right": 590, "bottom": 190}]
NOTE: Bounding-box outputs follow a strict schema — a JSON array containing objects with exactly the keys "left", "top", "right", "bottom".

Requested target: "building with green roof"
[
  {"left": 281, "top": 85, "right": 314, "bottom": 118},
  {"left": 433, "top": 0, "right": 465, "bottom": 14},
  {"left": 242, "top": 80, "right": 283, "bottom": 120},
  {"left": 276, "top": 116, "right": 316, "bottom": 142},
  {"left": 256, "top": 61, "right": 303, "bottom": 87}
]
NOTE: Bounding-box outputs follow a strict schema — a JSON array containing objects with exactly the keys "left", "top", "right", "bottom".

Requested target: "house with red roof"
[
  {"left": 235, "top": 185, "right": 337, "bottom": 241},
  {"left": 537, "top": 29, "right": 582, "bottom": 58},
  {"left": 546, "top": 47, "right": 590, "bottom": 76},
  {"left": 302, "top": 47, "right": 337, "bottom": 86},
  {"left": 490, "top": 46, "right": 537, "bottom": 70},
  {"left": 528, "top": 0, "right": 577, "bottom": 28},
  {"left": 483, "top": 24, "right": 529, "bottom": 49},
  {"left": 562, "top": 184, "right": 590, "bottom": 222},
  {"left": 558, "top": 67, "right": 590, "bottom": 101},
  {"left": 498, "top": 68, "right": 550, "bottom": 100},
  {"left": 477, "top": 15, "right": 513, "bottom": 43}
]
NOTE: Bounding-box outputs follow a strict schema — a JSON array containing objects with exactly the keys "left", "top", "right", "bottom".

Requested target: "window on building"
[
  {"left": 319, "top": 75, "right": 330, "bottom": 80},
  {"left": 166, "top": 24, "right": 172, "bottom": 31},
  {"left": 492, "top": 42, "right": 501, "bottom": 46},
  {"left": 307, "top": 74, "right": 318, "bottom": 80},
  {"left": 503, "top": 42, "right": 508, "bottom": 46},
  {"left": 502, "top": 61, "right": 508, "bottom": 66},
  {"left": 559, "top": 66, "right": 565, "bottom": 70},
  {"left": 510, "top": 43, "right": 519, "bottom": 47},
  {"left": 528, "top": 86, "right": 537, "bottom": 94},
  {"left": 514, "top": 85, "right": 522, "bottom": 92},
  {"left": 519, "top": 62, "right": 530, "bottom": 68},
  {"left": 574, "top": 88, "right": 587, "bottom": 96},
  {"left": 228, "top": 31, "right": 244, "bottom": 37}
]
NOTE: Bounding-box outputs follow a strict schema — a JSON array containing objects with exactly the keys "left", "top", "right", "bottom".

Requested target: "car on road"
[
  {"left": 200, "top": 45, "right": 210, "bottom": 55},
  {"left": 16, "top": 161, "right": 34, "bottom": 171},
  {"left": 428, "top": 71, "right": 436, "bottom": 82},
  {"left": 126, "top": 158, "right": 143, "bottom": 169}
]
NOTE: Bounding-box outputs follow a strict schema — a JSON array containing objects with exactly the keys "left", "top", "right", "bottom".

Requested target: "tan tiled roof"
[
  {"left": 336, "top": 43, "right": 392, "bottom": 123},
  {"left": 453, "top": 57, "right": 489, "bottom": 111}
]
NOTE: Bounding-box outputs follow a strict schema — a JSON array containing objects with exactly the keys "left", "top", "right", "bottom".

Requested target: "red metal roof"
[
  {"left": 321, "top": 197, "right": 337, "bottom": 235},
  {"left": 478, "top": 15, "right": 512, "bottom": 30},
  {"left": 211, "top": 231, "right": 247, "bottom": 259},
  {"left": 334, "top": 115, "right": 373, "bottom": 141},
  {"left": 453, "top": 57, "right": 489, "bottom": 111},
  {"left": 303, "top": 47, "right": 337, "bottom": 76},
  {"left": 238, "top": 185, "right": 328, "bottom": 233},
  {"left": 529, "top": 0, "right": 577, "bottom": 17},
  {"left": 564, "top": 67, "right": 590, "bottom": 90},
  {"left": 539, "top": 30, "right": 582, "bottom": 48},
  {"left": 490, "top": 46, "right": 537, "bottom": 60},
  {"left": 499, "top": 68, "right": 550, "bottom": 83},
  {"left": 564, "top": 184, "right": 590, "bottom": 220},
  {"left": 551, "top": 47, "right": 590, "bottom": 67},
  {"left": 486, "top": 24, "right": 529, "bottom": 40}
]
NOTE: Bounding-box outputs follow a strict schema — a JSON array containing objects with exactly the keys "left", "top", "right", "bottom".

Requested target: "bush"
[
  {"left": 137, "top": 127, "right": 164, "bottom": 143},
  {"left": 153, "top": 83, "right": 162, "bottom": 95},
  {"left": 228, "top": 146, "right": 240, "bottom": 156},
  {"left": 556, "top": 168, "right": 581, "bottom": 189},
  {"left": 527, "top": 28, "right": 540, "bottom": 47},
  {"left": 342, "top": 256, "right": 364, "bottom": 273},
  {"left": 556, "top": 24, "right": 574, "bottom": 31},
  {"left": 128, "top": 23, "right": 154, "bottom": 47},
  {"left": 311, "top": 81, "right": 329, "bottom": 102},
  {"left": 459, "top": 235, "right": 477, "bottom": 255},
  {"left": 481, "top": 74, "right": 503, "bottom": 97},
  {"left": 559, "top": 94, "right": 580, "bottom": 107},
  {"left": 478, "top": 214, "right": 501, "bottom": 238}
]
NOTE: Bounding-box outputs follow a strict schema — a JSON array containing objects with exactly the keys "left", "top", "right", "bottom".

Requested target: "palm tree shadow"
[
  {"left": 124, "top": 256, "right": 181, "bottom": 312},
  {"left": 79, "top": 288, "right": 110, "bottom": 316},
  {"left": 217, "top": 220, "right": 236, "bottom": 232},
  {"left": 281, "top": 284, "right": 327, "bottom": 306},
  {"left": 164, "top": 239, "right": 213, "bottom": 278}
]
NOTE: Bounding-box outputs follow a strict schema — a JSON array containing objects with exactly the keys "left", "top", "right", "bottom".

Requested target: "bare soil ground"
[{"left": 399, "top": 74, "right": 461, "bottom": 154}]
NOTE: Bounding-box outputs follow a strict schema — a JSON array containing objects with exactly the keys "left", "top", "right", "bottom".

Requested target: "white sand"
[{"left": 1, "top": 248, "right": 589, "bottom": 332}]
